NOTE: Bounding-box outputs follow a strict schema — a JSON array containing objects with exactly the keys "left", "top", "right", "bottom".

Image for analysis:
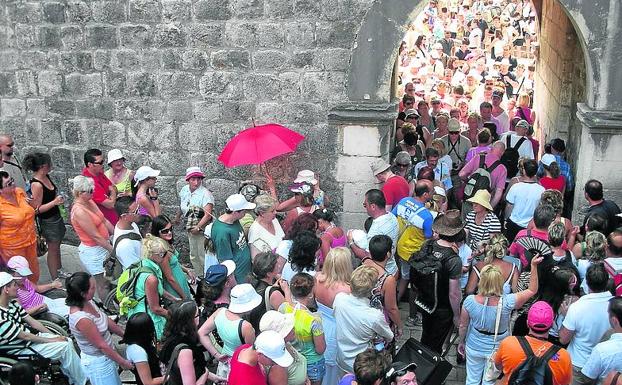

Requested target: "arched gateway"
[{"left": 332, "top": 0, "right": 622, "bottom": 229}]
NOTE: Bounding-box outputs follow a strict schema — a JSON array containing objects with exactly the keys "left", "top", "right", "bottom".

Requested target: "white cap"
[
  {"left": 293, "top": 170, "right": 317, "bottom": 185},
  {"left": 221, "top": 260, "right": 236, "bottom": 277},
  {"left": 540, "top": 153, "right": 557, "bottom": 167},
  {"left": 259, "top": 310, "right": 295, "bottom": 337},
  {"left": 434, "top": 186, "right": 447, "bottom": 197},
  {"left": 0, "top": 272, "right": 19, "bottom": 287},
  {"left": 107, "top": 149, "right": 125, "bottom": 165},
  {"left": 225, "top": 194, "right": 256, "bottom": 211},
  {"left": 255, "top": 330, "right": 294, "bottom": 367},
  {"left": 229, "top": 283, "right": 262, "bottom": 314},
  {"left": 349, "top": 229, "right": 369, "bottom": 250},
  {"left": 134, "top": 166, "right": 160, "bottom": 186}
]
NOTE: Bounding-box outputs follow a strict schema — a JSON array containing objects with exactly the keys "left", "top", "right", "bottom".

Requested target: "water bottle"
[{"left": 58, "top": 192, "right": 68, "bottom": 221}]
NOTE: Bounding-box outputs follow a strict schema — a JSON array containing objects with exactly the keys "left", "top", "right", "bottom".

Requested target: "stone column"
[
  {"left": 573, "top": 103, "right": 622, "bottom": 222},
  {"left": 328, "top": 102, "right": 397, "bottom": 230}
]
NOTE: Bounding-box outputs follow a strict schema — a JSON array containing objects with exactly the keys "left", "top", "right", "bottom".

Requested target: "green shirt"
[{"left": 211, "top": 218, "right": 251, "bottom": 283}]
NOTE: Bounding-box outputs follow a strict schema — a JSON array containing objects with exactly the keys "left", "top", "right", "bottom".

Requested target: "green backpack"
[{"left": 115, "top": 261, "right": 157, "bottom": 316}]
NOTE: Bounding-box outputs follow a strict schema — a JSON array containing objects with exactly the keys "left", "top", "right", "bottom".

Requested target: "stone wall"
[{"left": 0, "top": 0, "right": 379, "bottom": 220}]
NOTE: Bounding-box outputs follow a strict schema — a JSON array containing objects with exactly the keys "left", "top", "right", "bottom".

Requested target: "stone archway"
[{"left": 332, "top": 0, "right": 622, "bottom": 228}]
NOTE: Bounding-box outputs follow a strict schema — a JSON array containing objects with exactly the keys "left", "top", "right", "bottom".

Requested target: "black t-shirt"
[
  {"left": 248, "top": 280, "right": 284, "bottom": 332},
  {"left": 160, "top": 336, "right": 206, "bottom": 385},
  {"left": 583, "top": 200, "right": 621, "bottom": 236}
]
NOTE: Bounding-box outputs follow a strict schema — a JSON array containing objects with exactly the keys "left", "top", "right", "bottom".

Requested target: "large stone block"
[
  {"left": 231, "top": 0, "right": 263, "bottom": 19},
  {"left": 220, "top": 101, "right": 255, "bottom": 122},
  {"left": 43, "top": 2, "right": 66, "bottom": 23},
  {"left": 154, "top": 24, "right": 185, "bottom": 47},
  {"left": 194, "top": 101, "right": 221, "bottom": 122},
  {"left": 67, "top": 2, "right": 92, "bottom": 23},
  {"left": 224, "top": 22, "right": 258, "bottom": 48},
  {"left": 37, "top": 70, "right": 63, "bottom": 96},
  {"left": 194, "top": 0, "right": 232, "bottom": 20},
  {"left": 284, "top": 22, "right": 316, "bottom": 48},
  {"left": 75, "top": 99, "right": 115, "bottom": 120},
  {"left": 7, "top": 2, "right": 43, "bottom": 24},
  {"left": 38, "top": 26, "right": 62, "bottom": 48},
  {"left": 210, "top": 50, "right": 250, "bottom": 70},
  {"left": 119, "top": 25, "right": 153, "bottom": 48},
  {"left": 103, "top": 71, "right": 126, "bottom": 97},
  {"left": 158, "top": 72, "right": 197, "bottom": 98},
  {"left": 315, "top": 21, "right": 358, "bottom": 48},
  {"left": 26, "top": 98, "right": 47, "bottom": 117},
  {"left": 16, "top": 25, "right": 37, "bottom": 49},
  {"left": 264, "top": 0, "right": 293, "bottom": 18},
  {"left": 162, "top": 0, "right": 192, "bottom": 21},
  {"left": 185, "top": 23, "right": 223, "bottom": 48},
  {"left": 115, "top": 99, "right": 165, "bottom": 121},
  {"left": 199, "top": 72, "right": 244, "bottom": 99},
  {"left": 0, "top": 52, "right": 19, "bottom": 71},
  {"left": 336, "top": 155, "right": 377, "bottom": 183},
  {"left": 112, "top": 50, "right": 141, "bottom": 70},
  {"left": 86, "top": 25, "right": 118, "bottom": 48},
  {"left": 129, "top": 0, "right": 161, "bottom": 22},
  {"left": 92, "top": 2, "right": 127, "bottom": 23},
  {"left": 166, "top": 100, "right": 194, "bottom": 122},
  {"left": 178, "top": 122, "right": 215, "bottom": 151},
  {"left": 40, "top": 118, "right": 63, "bottom": 144},
  {"left": 0, "top": 73, "right": 16, "bottom": 96},
  {"left": 243, "top": 73, "right": 281, "bottom": 100},
  {"left": 257, "top": 23, "right": 284, "bottom": 48},
  {"left": 147, "top": 150, "right": 189, "bottom": 175},
  {"left": 342, "top": 125, "right": 381, "bottom": 157},
  {"left": 182, "top": 50, "right": 209, "bottom": 70},
  {"left": 64, "top": 73, "right": 103, "bottom": 96},
  {"left": 47, "top": 100, "right": 76, "bottom": 116},
  {"left": 15, "top": 70, "right": 37, "bottom": 96},
  {"left": 1, "top": 99, "right": 26, "bottom": 117},
  {"left": 61, "top": 26, "right": 84, "bottom": 50},
  {"left": 252, "top": 50, "right": 289, "bottom": 71}
]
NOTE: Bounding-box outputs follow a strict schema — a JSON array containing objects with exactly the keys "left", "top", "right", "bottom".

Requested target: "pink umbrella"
[{"left": 218, "top": 123, "right": 305, "bottom": 168}]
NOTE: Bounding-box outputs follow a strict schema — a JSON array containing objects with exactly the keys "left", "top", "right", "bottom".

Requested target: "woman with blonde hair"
[
  {"left": 248, "top": 194, "right": 285, "bottom": 259},
  {"left": 515, "top": 92, "right": 535, "bottom": 125},
  {"left": 314, "top": 247, "right": 352, "bottom": 385},
  {"left": 458, "top": 255, "right": 543, "bottom": 385},
  {"left": 577, "top": 231, "right": 607, "bottom": 294},
  {"left": 465, "top": 234, "right": 518, "bottom": 295}
]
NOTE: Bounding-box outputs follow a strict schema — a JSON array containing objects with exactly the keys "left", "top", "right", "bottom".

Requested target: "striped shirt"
[
  {"left": 464, "top": 211, "right": 502, "bottom": 250},
  {"left": 0, "top": 300, "right": 30, "bottom": 353}
]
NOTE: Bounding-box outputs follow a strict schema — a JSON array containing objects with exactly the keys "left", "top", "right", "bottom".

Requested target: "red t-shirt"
[
  {"left": 539, "top": 176, "right": 565, "bottom": 193},
  {"left": 228, "top": 344, "right": 267, "bottom": 385},
  {"left": 382, "top": 175, "right": 410, "bottom": 207},
  {"left": 82, "top": 168, "right": 118, "bottom": 225},
  {"left": 510, "top": 228, "right": 568, "bottom": 267}
]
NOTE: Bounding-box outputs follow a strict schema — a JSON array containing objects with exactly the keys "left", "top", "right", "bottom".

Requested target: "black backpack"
[
  {"left": 409, "top": 240, "right": 455, "bottom": 315},
  {"left": 464, "top": 153, "right": 502, "bottom": 199},
  {"left": 500, "top": 136, "right": 527, "bottom": 177},
  {"left": 507, "top": 336, "right": 561, "bottom": 385}
]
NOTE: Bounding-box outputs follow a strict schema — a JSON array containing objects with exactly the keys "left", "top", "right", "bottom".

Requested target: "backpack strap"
[
  {"left": 516, "top": 336, "right": 535, "bottom": 357},
  {"left": 447, "top": 137, "right": 464, "bottom": 162},
  {"left": 486, "top": 160, "right": 502, "bottom": 174},
  {"left": 238, "top": 319, "right": 245, "bottom": 345},
  {"left": 506, "top": 135, "right": 512, "bottom": 149},
  {"left": 478, "top": 152, "right": 486, "bottom": 169},
  {"left": 111, "top": 232, "right": 142, "bottom": 260},
  {"left": 540, "top": 343, "right": 561, "bottom": 363},
  {"left": 514, "top": 136, "right": 527, "bottom": 151},
  {"left": 163, "top": 343, "right": 188, "bottom": 384},
  {"left": 610, "top": 372, "right": 621, "bottom": 385}
]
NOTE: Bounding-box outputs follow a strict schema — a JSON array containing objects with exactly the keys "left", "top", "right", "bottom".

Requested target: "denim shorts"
[
  {"left": 398, "top": 257, "right": 411, "bottom": 280},
  {"left": 307, "top": 358, "right": 326, "bottom": 382}
]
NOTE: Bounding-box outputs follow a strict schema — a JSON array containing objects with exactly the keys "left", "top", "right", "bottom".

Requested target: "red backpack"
[{"left": 604, "top": 258, "right": 622, "bottom": 296}]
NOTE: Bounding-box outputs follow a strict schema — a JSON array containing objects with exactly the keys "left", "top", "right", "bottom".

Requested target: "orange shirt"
[
  {"left": 0, "top": 188, "right": 36, "bottom": 249},
  {"left": 71, "top": 202, "right": 109, "bottom": 246},
  {"left": 494, "top": 336, "right": 572, "bottom": 385}
]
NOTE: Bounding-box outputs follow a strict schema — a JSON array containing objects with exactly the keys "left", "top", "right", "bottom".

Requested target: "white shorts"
[{"left": 78, "top": 244, "right": 108, "bottom": 275}]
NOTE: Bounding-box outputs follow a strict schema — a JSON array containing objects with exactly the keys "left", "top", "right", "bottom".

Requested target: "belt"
[{"left": 475, "top": 328, "right": 508, "bottom": 336}]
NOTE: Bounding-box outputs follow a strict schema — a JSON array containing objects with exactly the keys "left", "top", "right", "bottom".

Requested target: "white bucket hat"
[
  {"left": 293, "top": 170, "right": 317, "bottom": 185},
  {"left": 107, "top": 149, "right": 125, "bottom": 165},
  {"left": 228, "top": 283, "right": 262, "bottom": 314},
  {"left": 255, "top": 330, "right": 294, "bottom": 367}
]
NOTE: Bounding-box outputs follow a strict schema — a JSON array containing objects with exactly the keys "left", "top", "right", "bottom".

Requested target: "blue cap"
[{"left": 204, "top": 264, "right": 227, "bottom": 286}]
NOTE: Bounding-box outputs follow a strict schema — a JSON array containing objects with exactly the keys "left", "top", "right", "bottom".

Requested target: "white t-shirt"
[
  {"left": 506, "top": 182, "right": 544, "bottom": 227},
  {"left": 562, "top": 291, "right": 613, "bottom": 368},
  {"left": 281, "top": 262, "right": 316, "bottom": 283},
  {"left": 126, "top": 344, "right": 148, "bottom": 364},
  {"left": 493, "top": 110, "right": 510, "bottom": 134},
  {"left": 248, "top": 219, "right": 284, "bottom": 253},
  {"left": 500, "top": 133, "right": 535, "bottom": 162},
  {"left": 113, "top": 223, "right": 142, "bottom": 269},
  {"left": 179, "top": 185, "right": 214, "bottom": 216}
]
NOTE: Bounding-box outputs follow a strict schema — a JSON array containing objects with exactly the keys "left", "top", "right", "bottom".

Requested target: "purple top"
[
  {"left": 465, "top": 145, "right": 492, "bottom": 163},
  {"left": 338, "top": 374, "right": 355, "bottom": 385},
  {"left": 135, "top": 192, "right": 150, "bottom": 216}
]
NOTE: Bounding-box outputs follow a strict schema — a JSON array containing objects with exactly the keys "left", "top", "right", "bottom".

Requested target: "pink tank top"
[
  {"left": 228, "top": 344, "right": 267, "bottom": 385},
  {"left": 71, "top": 204, "right": 108, "bottom": 246}
]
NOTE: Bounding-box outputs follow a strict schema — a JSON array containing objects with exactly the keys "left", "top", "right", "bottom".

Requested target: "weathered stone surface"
[{"left": 38, "top": 71, "right": 64, "bottom": 96}]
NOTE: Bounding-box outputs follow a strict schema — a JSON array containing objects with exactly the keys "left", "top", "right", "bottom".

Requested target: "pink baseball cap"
[
  {"left": 7, "top": 256, "right": 33, "bottom": 276},
  {"left": 527, "top": 301, "right": 554, "bottom": 332}
]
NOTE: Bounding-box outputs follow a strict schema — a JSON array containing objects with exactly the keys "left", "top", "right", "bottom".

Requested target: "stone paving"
[{"left": 39, "top": 245, "right": 466, "bottom": 385}]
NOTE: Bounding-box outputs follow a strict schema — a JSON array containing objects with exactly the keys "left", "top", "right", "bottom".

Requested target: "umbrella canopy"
[{"left": 218, "top": 124, "right": 305, "bottom": 168}]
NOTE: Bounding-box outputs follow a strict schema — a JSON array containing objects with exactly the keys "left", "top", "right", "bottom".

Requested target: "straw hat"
[
  {"left": 432, "top": 209, "right": 464, "bottom": 236},
  {"left": 466, "top": 189, "right": 493, "bottom": 211}
]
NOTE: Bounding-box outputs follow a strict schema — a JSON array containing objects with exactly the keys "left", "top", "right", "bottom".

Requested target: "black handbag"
[{"left": 394, "top": 337, "right": 455, "bottom": 385}]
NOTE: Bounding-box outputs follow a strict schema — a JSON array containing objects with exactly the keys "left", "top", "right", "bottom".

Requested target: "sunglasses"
[
  {"left": 2, "top": 177, "right": 15, "bottom": 188},
  {"left": 159, "top": 227, "right": 173, "bottom": 235},
  {"left": 397, "top": 163, "right": 410, "bottom": 168},
  {"left": 450, "top": 131, "right": 460, "bottom": 135},
  {"left": 91, "top": 160, "right": 105, "bottom": 165},
  {"left": 82, "top": 188, "right": 94, "bottom": 194}
]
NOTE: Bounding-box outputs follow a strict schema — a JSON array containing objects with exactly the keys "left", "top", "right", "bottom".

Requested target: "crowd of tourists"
[{"left": 1, "top": 0, "right": 622, "bottom": 384}]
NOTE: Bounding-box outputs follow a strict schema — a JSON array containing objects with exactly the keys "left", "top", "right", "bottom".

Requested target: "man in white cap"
[
  {"left": 370, "top": 158, "right": 409, "bottom": 212},
  {"left": 211, "top": 194, "right": 256, "bottom": 283},
  {"left": 82, "top": 148, "right": 118, "bottom": 224},
  {"left": 0, "top": 272, "right": 87, "bottom": 385},
  {"left": 175, "top": 166, "right": 214, "bottom": 275}
]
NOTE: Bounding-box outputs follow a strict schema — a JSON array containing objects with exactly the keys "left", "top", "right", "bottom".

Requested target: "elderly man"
[
  {"left": 500, "top": 120, "right": 535, "bottom": 177},
  {"left": 370, "top": 158, "right": 409, "bottom": 212},
  {"left": 0, "top": 272, "right": 86, "bottom": 385},
  {"left": 82, "top": 148, "right": 118, "bottom": 225},
  {"left": 459, "top": 140, "right": 508, "bottom": 209},
  {"left": 0, "top": 134, "right": 27, "bottom": 191}
]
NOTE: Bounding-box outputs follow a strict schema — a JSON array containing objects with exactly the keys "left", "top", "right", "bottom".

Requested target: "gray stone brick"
[
  {"left": 147, "top": 150, "right": 188, "bottom": 175},
  {"left": 16, "top": 25, "right": 37, "bottom": 49},
  {"left": 129, "top": 0, "right": 161, "bottom": 22},
  {"left": 256, "top": 23, "right": 284, "bottom": 48},
  {"left": 7, "top": 2, "right": 43, "bottom": 24},
  {"left": 293, "top": 0, "right": 320, "bottom": 18},
  {"left": 19, "top": 51, "right": 50, "bottom": 69},
  {"left": 101, "top": 121, "right": 127, "bottom": 147},
  {"left": 40, "top": 119, "right": 63, "bottom": 144},
  {"left": 1, "top": 99, "right": 26, "bottom": 117},
  {"left": 224, "top": 22, "right": 257, "bottom": 48},
  {"left": 0, "top": 73, "right": 17, "bottom": 96},
  {"left": 255, "top": 102, "right": 282, "bottom": 122},
  {"left": 290, "top": 50, "right": 317, "bottom": 69},
  {"left": 26, "top": 99, "right": 47, "bottom": 117},
  {"left": 50, "top": 147, "right": 75, "bottom": 171},
  {"left": 154, "top": 24, "right": 185, "bottom": 47},
  {"left": 93, "top": 50, "right": 112, "bottom": 70},
  {"left": 76, "top": 99, "right": 115, "bottom": 119},
  {"left": 166, "top": 101, "right": 194, "bottom": 122},
  {"left": 112, "top": 50, "right": 141, "bottom": 70},
  {"left": 158, "top": 72, "right": 196, "bottom": 98},
  {"left": 37, "top": 70, "right": 63, "bottom": 96},
  {"left": 178, "top": 122, "right": 214, "bottom": 151},
  {"left": 0, "top": 119, "right": 26, "bottom": 142},
  {"left": 182, "top": 50, "right": 209, "bottom": 70},
  {"left": 221, "top": 101, "right": 255, "bottom": 122},
  {"left": 160, "top": 49, "right": 183, "bottom": 69},
  {"left": 126, "top": 72, "right": 157, "bottom": 96},
  {"left": 86, "top": 25, "right": 118, "bottom": 48},
  {"left": 67, "top": 2, "right": 92, "bottom": 23},
  {"left": 0, "top": 52, "right": 19, "bottom": 71},
  {"left": 76, "top": 52, "right": 93, "bottom": 71},
  {"left": 162, "top": 0, "right": 191, "bottom": 21},
  {"left": 315, "top": 48, "right": 350, "bottom": 70},
  {"left": 185, "top": 23, "right": 223, "bottom": 48},
  {"left": 119, "top": 25, "right": 153, "bottom": 48},
  {"left": 194, "top": 0, "right": 232, "bottom": 21},
  {"left": 38, "top": 26, "right": 62, "bottom": 48},
  {"left": 315, "top": 21, "right": 357, "bottom": 48},
  {"left": 302, "top": 71, "right": 346, "bottom": 101},
  {"left": 198, "top": 72, "right": 244, "bottom": 99},
  {"left": 92, "top": 2, "right": 127, "bottom": 23},
  {"left": 103, "top": 71, "right": 126, "bottom": 97},
  {"left": 140, "top": 49, "right": 162, "bottom": 71},
  {"left": 115, "top": 100, "right": 165, "bottom": 121},
  {"left": 43, "top": 2, "right": 66, "bottom": 23},
  {"left": 231, "top": 0, "right": 263, "bottom": 19},
  {"left": 193, "top": 101, "right": 221, "bottom": 122},
  {"left": 25, "top": 118, "right": 41, "bottom": 144},
  {"left": 252, "top": 50, "right": 289, "bottom": 71},
  {"left": 284, "top": 22, "right": 316, "bottom": 48},
  {"left": 0, "top": 26, "right": 11, "bottom": 49},
  {"left": 65, "top": 73, "right": 103, "bottom": 97},
  {"left": 128, "top": 121, "right": 178, "bottom": 149},
  {"left": 15, "top": 70, "right": 37, "bottom": 96},
  {"left": 61, "top": 26, "right": 84, "bottom": 49},
  {"left": 63, "top": 119, "right": 102, "bottom": 146},
  {"left": 210, "top": 50, "right": 250, "bottom": 70},
  {"left": 278, "top": 72, "right": 302, "bottom": 99},
  {"left": 264, "top": 0, "right": 293, "bottom": 18},
  {"left": 54, "top": 52, "right": 78, "bottom": 73},
  {"left": 47, "top": 100, "right": 76, "bottom": 116}
]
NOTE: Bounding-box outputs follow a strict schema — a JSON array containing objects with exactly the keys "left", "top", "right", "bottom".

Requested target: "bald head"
[
  {"left": 0, "top": 134, "right": 15, "bottom": 159},
  {"left": 491, "top": 140, "right": 506, "bottom": 157}
]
